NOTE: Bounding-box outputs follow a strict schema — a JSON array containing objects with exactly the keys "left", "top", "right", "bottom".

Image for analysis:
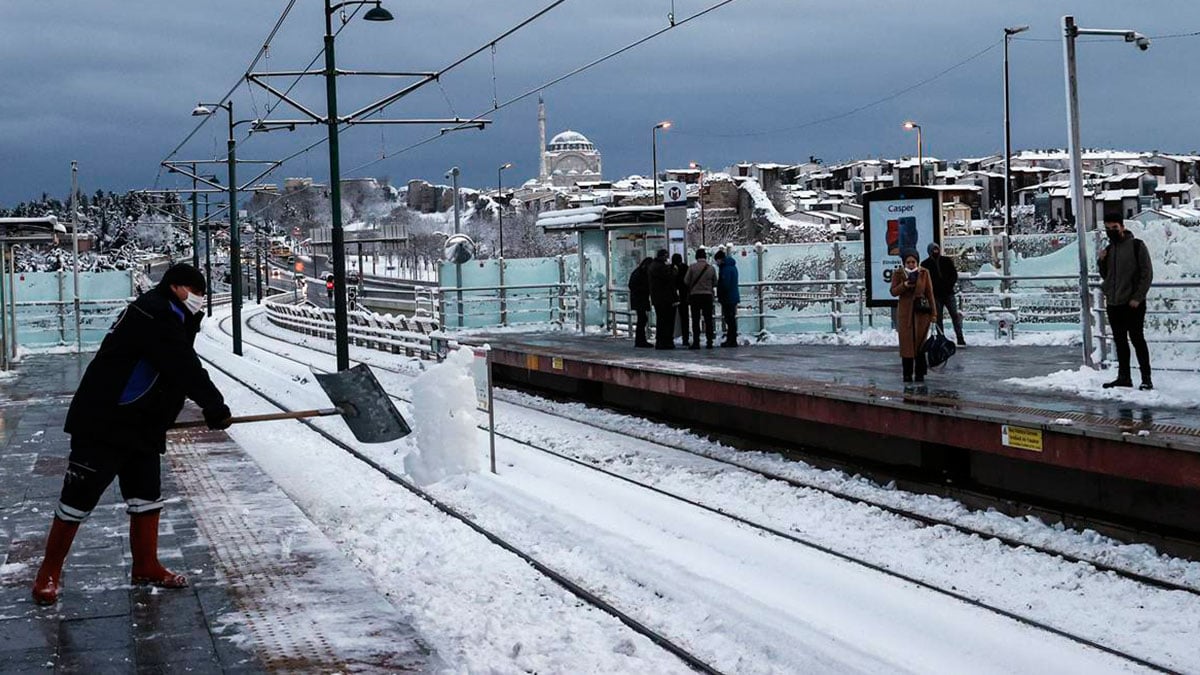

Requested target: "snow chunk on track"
[{"left": 405, "top": 347, "right": 482, "bottom": 485}]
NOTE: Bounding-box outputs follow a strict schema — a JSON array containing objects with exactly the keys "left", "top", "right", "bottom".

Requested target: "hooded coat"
[
  {"left": 716, "top": 256, "right": 740, "bottom": 305},
  {"left": 64, "top": 284, "right": 225, "bottom": 453},
  {"left": 889, "top": 266, "right": 937, "bottom": 359}
]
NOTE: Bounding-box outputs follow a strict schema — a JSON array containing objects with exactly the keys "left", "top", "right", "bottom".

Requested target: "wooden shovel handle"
[{"left": 171, "top": 407, "right": 343, "bottom": 429}]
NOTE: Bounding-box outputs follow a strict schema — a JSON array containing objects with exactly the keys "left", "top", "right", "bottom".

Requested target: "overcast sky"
[{"left": 1, "top": 1, "right": 1197, "bottom": 206}]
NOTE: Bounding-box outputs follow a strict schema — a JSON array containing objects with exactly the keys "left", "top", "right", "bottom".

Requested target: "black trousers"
[
  {"left": 720, "top": 302, "right": 739, "bottom": 345},
  {"left": 1107, "top": 303, "right": 1151, "bottom": 383},
  {"left": 653, "top": 303, "right": 676, "bottom": 348},
  {"left": 902, "top": 354, "right": 928, "bottom": 382},
  {"left": 55, "top": 438, "right": 163, "bottom": 523},
  {"left": 677, "top": 301, "right": 690, "bottom": 344},
  {"left": 689, "top": 295, "right": 715, "bottom": 346},
  {"left": 634, "top": 308, "right": 650, "bottom": 345}
]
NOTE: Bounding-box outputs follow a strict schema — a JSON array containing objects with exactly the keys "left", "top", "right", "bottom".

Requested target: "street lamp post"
[
  {"left": 690, "top": 161, "right": 706, "bottom": 247},
  {"left": 203, "top": 195, "right": 213, "bottom": 316},
  {"left": 902, "top": 121, "right": 922, "bottom": 186},
  {"left": 1061, "top": 15, "right": 1149, "bottom": 367},
  {"left": 1002, "top": 25, "right": 1029, "bottom": 309},
  {"left": 446, "top": 166, "right": 463, "bottom": 328},
  {"left": 652, "top": 121, "right": 671, "bottom": 204},
  {"left": 190, "top": 164, "right": 200, "bottom": 268},
  {"left": 192, "top": 101, "right": 240, "bottom": 355},
  {"left": 323, "top": 0, "right": 394, "bottom": 371},
  {"left": 497, "top": 162, "right": 512, "bottom": 258}
]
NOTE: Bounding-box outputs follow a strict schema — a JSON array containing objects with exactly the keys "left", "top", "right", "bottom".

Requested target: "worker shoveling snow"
[{"left": 405, "top": 348, "right": 483, "bottom": 485}]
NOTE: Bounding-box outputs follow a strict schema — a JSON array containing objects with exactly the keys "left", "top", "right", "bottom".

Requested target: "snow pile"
[
  {"left": 1005, "top": 366, "right": 1200, "bottom": 408},
  {"left": 404, "top": 347, "right": 482, "bottom": 485}
]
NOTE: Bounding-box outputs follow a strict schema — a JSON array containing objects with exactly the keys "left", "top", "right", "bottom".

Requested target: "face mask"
[
  {"left": 1106, "top": 229, "right": 1122, "bottom": 243},
  {"left": 183, "top": 291, "right": 205, "bottom": 315}
]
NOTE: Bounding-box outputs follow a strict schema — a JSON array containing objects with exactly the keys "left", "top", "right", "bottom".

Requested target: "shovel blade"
[{"left": 314, "top": 364, "right": 411, "bottom": 443}]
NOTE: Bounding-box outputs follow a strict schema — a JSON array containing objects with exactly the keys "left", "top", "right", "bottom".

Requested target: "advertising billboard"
[{"left": 862, "top": 186, "right": 940, "bottom": 307}]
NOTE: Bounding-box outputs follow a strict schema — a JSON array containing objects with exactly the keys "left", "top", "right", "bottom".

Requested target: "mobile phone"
[{"left": 907, "top": 269, "right": 919, "bottom": 283}]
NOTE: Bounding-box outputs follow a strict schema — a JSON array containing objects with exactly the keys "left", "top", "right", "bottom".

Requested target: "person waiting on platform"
[
  {"left": 649, "top": 249, "right": 678, "bottom": 350},
  {"left": 627, "top": 257, "right": 653, "bottom": 348},
  {"left": 1098, "top": 215, "right": 1154, "bottom": 390},
  {"left": 683, "top": 248, "right": 718, "bottom": 349},
  {"left": 713, "top": 249, "right": 740, "bottom": 347},
  {"left": 921, "top": 242, "right": 966, "bottom": 346},
  {"left": 890, "top": 250, "right": 938, "bottom": 383},
  {"left": 671, "top": 253, "right": 690, "bottom": 347},
  {"left": 31, "top": 264, "right": 233, "bottom": 606}
]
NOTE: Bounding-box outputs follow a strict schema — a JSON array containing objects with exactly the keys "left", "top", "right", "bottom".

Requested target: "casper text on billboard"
[{"left": 863, "top": 187, "right": 938, "bottom": 307}]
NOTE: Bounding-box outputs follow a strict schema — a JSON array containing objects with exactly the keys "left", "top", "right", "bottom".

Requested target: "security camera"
[{"left": 1125, "top": 31, "right": 1150, "bottom": 50}]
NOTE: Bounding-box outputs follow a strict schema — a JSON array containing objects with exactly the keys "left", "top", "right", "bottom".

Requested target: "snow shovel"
[{"left": 173, "top": 364, "right": 411, "bottom": 443}]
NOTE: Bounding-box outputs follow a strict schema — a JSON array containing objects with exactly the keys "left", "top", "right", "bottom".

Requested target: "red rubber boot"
[
  {"left": 129, "top": 511, "right": 188, "bottom": 588},
  {"left": 32, "top": 517, "right": 81, "bottom": 606}
]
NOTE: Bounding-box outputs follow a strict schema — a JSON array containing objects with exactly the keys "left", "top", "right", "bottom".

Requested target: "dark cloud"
[{"left": 1, "top": 1, "right": 1197, "bottom": 205}]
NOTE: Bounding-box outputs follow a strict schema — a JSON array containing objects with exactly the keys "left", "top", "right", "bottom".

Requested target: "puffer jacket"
[{"left": 716, "top": 256, "right": 740, "bottom": 305}]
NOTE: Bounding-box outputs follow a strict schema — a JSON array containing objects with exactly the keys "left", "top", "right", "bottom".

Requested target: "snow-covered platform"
[
  {"left": 0, "top": 355, "right": 437, "bottom": 673},
  {"left": 473, "top": 331, "right": 1200, "bottom": 545}
]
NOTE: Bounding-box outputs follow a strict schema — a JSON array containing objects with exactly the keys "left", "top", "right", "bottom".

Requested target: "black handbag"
[
  {"left": 915, "top": 297, "right": 933, "bottom": 314},
  {"left": 923, "top": 323, "right": 957, "bottom": 368}
]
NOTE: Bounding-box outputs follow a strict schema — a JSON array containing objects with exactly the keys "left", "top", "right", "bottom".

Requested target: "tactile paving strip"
[{"left": 166, "top": 431, "right": 434, "bottom": 673}]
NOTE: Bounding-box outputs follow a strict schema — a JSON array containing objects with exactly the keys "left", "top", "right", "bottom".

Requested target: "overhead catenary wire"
[
  {"left": 156, "top": 0, "right": 298, "bottom": 186},
  {"left": 341, "top": 0, "right": 743, "bottom": 178},
  {"left": 672, "top": 38, "right": 1003, "bottom": 140}
]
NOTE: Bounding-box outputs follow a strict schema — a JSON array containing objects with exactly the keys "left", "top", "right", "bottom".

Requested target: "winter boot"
[
  {"left": 32, "top": 517, "right": 81, "bottom": 606},
  {"left": 129, "top": 512, "right": 188, "bottom": 589},
  {"left": 1102, "top": 378, "right": 1133, "bottom": 389}
]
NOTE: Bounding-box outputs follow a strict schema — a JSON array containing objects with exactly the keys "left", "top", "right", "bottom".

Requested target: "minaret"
[{"left": 538, "top": 96, "right": 548, "bottom": 183}]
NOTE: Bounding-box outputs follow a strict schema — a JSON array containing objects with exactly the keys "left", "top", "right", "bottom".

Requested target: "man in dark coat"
[
  {"left": 648, "top": 249, "right": 678, "bottom": 349},
  {"left": 671, "top": 253, "right": 690, "bottom": 347},
  {"left": 921, "top": 242, "right": 965, "bottom": 346},
  {"left": 713, "top": 250, "right": 740, "bottom": 347},
  {"left": 1098, "top": 215, "right": 1154, "bottom": 390},
  {"left": 32, "top": 264, "right": 232, "bottom": 606},
  {"left": 627, "top": 257, "right": 653, "bottom": 348}
]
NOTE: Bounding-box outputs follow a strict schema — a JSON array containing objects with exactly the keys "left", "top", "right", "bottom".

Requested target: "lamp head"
[
  {"left": 191, "top": 104, "right": 214, "bottom": 117},
  {"left": 902, "top": 120, "right": 918, "bottom": 131},
  {"left": 689, "top": 162, "right": 701, "bottom": 169},
  {"left": 500, "top": 162, "right": 513, "bottom": 171},
  {"left": 1004, "top": 25, "right": 1030, "bottom": 36},
  {"left": 362, "top": 3, "right": 394, "bottom": 21},
  {"left": 655, "top": 121, "right": 672, "bottom": 130}
]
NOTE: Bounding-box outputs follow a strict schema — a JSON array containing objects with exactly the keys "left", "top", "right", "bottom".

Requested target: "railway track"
[
  {"left": 200, "top": 322, "right": 722, "bottom": 674},
  {"left": 213, "top": 309, "right": 1184, "bottom": 672}
]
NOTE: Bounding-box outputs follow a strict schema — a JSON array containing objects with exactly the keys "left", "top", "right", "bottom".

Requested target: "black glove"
[{"left": 203, "top": 404, "right": 233, "bottom": 430}]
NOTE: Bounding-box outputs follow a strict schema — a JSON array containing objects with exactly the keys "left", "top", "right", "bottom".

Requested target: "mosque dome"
[{"left": 548, "top": 130, "right": 594, "bottom": 151}]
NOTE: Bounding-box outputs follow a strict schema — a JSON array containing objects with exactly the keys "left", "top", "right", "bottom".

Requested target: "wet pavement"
[
  {"left": 470, "top": 332, "right": 1200, "bottom": 449},
  {"left": 1, "top": 355, "right": 436, "bottom": 673}
]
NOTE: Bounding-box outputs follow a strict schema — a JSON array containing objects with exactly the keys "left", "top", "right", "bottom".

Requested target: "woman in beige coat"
[{"left": 890, "top": 249, "right": 938, "bottom": 383}]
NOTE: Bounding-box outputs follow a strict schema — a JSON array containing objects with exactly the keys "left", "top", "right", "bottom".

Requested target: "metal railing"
[
  {"left": 435, "top": 281, "right": 575, "bottom": 330},
  {"left": 263, "top": 298, "right": 442, "bottom": 360}
]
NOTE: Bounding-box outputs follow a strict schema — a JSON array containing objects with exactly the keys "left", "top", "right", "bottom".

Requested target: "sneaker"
[
  {"left": 1102, "top": 378, "right": 1133, "bottom": 389},
  {"left": 1139, "top": 382, "right": 1154, "bottom": 391}
]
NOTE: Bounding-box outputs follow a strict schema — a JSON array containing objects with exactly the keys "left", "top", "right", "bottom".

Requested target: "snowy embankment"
[{"left": 195, "top": 307, "right": 1200, "bottom": 672}]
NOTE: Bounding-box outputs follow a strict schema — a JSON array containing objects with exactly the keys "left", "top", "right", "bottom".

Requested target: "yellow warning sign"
[
  {"left": 1001, "top": 425, "right": 1043, "bottom": 452},
  {"left": 551, "top": 357, "right": 564, "bottom": 370}
]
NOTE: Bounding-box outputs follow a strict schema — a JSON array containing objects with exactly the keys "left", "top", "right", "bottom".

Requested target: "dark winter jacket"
[
  {"left": 1098, "top": 231, "right": 1153, "bottom": 306},
  {"left": 920, "top": 254, "right": 959, "bottom": 298},
  {"left": 64, "top": 285, "right": 225, "bottom": 453},
  {"left": 716, "top": 257, "right": 740, "bottom": 305},
  {"left": 628, "top": 264, "right": 651, "bottom": 311},
  {"left": 673, "top": 261, "right": 689, "bottom": 298},
  {"left": 649, "top": 258, "right": 678, "bottom": 307}
]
